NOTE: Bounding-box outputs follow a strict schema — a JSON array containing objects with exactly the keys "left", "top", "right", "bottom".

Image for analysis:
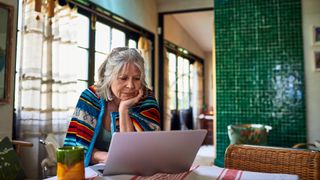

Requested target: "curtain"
[
  {"left": 15, "top": 1, "right": 81, "bottom": 178},
  {"left": 138, "top": 37, "right": 152, "bottom": 89},
  {"left": 192, "top": 61, "right": 204, "bottom": 129},
  {"left": 16, "top": 0, "right": 79, "bottom": 145},
  {"left": 15, "top": 0, "right": 78, "bottom": 176},
  {"left": 163, "top": 48, "right": 171, "bottom": 131}
]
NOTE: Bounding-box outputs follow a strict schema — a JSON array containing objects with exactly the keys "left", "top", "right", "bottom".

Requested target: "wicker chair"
[{"left": 225, "top": 144, "right": 320, "bottom": 180}]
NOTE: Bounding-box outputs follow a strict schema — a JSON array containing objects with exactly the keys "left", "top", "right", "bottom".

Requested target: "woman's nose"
[{"left": 126, "top": 79, "right": 134, "bottom": 89}]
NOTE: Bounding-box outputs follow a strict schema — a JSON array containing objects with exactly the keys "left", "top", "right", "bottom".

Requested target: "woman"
[{"left": 64, "top": 47, "right": 161, "bottom": 166}]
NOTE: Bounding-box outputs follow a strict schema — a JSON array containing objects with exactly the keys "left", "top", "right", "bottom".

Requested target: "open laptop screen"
[{"left": 102, "top": 129, "right": 207, "bottom": 176}]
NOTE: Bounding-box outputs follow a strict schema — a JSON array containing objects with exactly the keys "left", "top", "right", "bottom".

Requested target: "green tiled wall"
[{"left": 214, "top": 0, "right": 306, "bottom": 167}]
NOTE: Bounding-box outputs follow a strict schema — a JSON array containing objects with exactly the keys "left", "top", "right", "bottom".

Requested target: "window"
[
  {"left": 74, "top": 6, "right": 154, "bottom": 87},
  {"left": 94, "top": 21, "right": 136, "bottom": 81},
  {"left": 111, "top": 28, "right": 125, "bottom": 49},
  {"left": 166, "top": 41, "right": 204, "bottom": 114},
  {"left": 177, "top": 56, "right": 192, "bottom": 109},
  {"left": 14, "top": 1, "right": 155, "bottom": 136},
  {"left": 168, "top": 51, "right": 193, "bottom": 110},
  {"left": 74, "top": 13, "right": 90, "bottom": 91},
  {"left": 13, "top": 2, "right": 157, "bottom": 174},
  {"left": 168, "top": 52, "right": 177, "bottom": 110},
  {"left": 94, "top": 21, "right": 111, "bottom": 82},
  {"left": 128, "top": 39, "right": 137, "bottom": 48}
]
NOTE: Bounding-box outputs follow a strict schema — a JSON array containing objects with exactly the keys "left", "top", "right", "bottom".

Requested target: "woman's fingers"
[
  {"left": 119, "top": 89, "right": 143, "bottom": 110},
  {"left": 128, "top": 89, "right": 143, "bottom": 105}
]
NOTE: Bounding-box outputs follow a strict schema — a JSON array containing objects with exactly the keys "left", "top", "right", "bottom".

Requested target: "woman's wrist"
[
  {"left": 91, "top": 149, "right": 108, "bottom": 164},
  {"left": 118, "top": 105, "right": 134, "bottom": 132},
  {"left": 119, "top": 104, "right": 129, "bottom": 113}
]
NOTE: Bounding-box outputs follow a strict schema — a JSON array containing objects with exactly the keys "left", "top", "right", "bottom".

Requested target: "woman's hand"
[
  {"left": 118, "top": 88, "right": 143, "bottom": 132},
  {"left": 119, "top": 88, "right": 143, "bottom": 111},
  {"left": 91, "top": 148, "right": 108, "bottom": 164}
]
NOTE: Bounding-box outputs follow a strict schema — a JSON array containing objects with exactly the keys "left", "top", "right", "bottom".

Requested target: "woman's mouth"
[{"left": 122, "top": 92, "right": 136, "bottom": 97}]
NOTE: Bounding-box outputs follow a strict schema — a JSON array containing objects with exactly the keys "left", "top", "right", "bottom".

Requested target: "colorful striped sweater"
[{"left": 64, "top": 86, "right": 161, "bottom": 166}]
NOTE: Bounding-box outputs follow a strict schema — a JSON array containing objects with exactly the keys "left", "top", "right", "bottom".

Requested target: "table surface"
[{"left": 85, "top": 164, "right": 299, "bottom": 180}]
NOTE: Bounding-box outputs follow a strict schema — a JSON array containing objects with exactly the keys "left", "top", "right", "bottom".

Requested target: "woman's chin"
[
  {"left": 120, "top": 92, "right": 137, "bottom": 100},
  {"left": 120, "top": 96, "right": 134, "bottom": 101}
]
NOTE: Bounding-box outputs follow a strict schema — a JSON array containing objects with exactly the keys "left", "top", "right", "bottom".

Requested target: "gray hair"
[{"left": 95, "top": 47, "right": 147, "bottom": 101}]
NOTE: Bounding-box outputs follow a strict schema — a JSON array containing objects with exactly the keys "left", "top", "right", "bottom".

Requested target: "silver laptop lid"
[{"left": 103, "top": 129, "right": 207, "bottom": 176}]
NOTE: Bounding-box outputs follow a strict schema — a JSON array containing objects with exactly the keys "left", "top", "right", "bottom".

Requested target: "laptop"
[{"left": 100, "top": 129, "right": 207, "bottom": 176}]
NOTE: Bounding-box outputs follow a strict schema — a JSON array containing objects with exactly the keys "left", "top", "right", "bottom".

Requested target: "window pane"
[
  {"left": 168, "top": 53, "right": 176, "bottom": 73},
  {"left": 181, "top": 93, "right": 186, "bottom": 109},
  {"left": 168, "top": 52, "right": 177, "bottom": 109},
  {"left": 111, "top": 28, "right": 125, "bottom": 49},
  {"left": 74, "top": 48, "right": 89, "bottom": 80},
  {"left": 95, "top": 21, "right": 111, "bottom": 53},
  {"left": 183, "top": 75, "right": 188, "bottom": 92},
  {"left": 177, "top": 56, "right": 184, "bottom": 75},
  {"left": 169, "top": 72, "right": 176, "bottom": 91},
  {"left": 190, "top": 64, "right": 193, "bottom": 93},
  {"left": 178, "top": 75, "right": 183, "bottom": 91},
  {"left": 184, "top": 93, "right": 190, "bottom": 109},
  {"left": 94, "top": 52, "right": 107, "bottom": 82},
  {"left": 169, "top": 91, "right": 176, "bottom": 110},
  {"left": 128, "top": 39, "right": 137, "bottom": 48},
  {"left": 190, "top": 90, "right": 193, "bottom": 105},
  {"left": 171, "top": 55, "right": 193, "bottom": 110},
  {"left": 75, "top": 14, "right": 89, "bottom": 48},
  {"left": 183, "top": 58, "right": 189, "bottom": 74},
  {"left": 177, "top": 92, "right": 183, "bottom": 109},
  {"left": 17, "top": 0, "right": 23, "bottom": 31}
]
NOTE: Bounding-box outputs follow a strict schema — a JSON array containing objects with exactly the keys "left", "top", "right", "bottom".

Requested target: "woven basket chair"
[{"left": 225, "top": 144, "right": 320, "bottom": 180}]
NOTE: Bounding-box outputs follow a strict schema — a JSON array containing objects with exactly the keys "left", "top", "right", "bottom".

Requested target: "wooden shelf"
[{"left": 199, "top": 115, "right": 214, "bottom": 145}]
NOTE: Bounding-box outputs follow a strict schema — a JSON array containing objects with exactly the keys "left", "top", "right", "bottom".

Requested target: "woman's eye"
[
  {"left": 134, "top": 77, "right": 141, "bottom": 81},
  {"left": 119, "top": 77, "right": 128, "bottom": 81}
]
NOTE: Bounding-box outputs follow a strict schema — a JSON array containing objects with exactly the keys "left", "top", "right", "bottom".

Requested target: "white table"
[{"left": 87, "top": 164, "right": 299, "bottom": 180}]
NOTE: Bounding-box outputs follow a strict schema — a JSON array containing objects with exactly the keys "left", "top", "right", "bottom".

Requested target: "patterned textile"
[
  {"left": 64, "top": 86, "right": 161, "bottom": 166},
  {"left": 84, "top": 165, "right": 298, "bottom": 180},
  {"left": 130, "top": 166, "right": 198, "bottom": 180},
  {"left": 0, "top": 137, "right": 25, "bottom": 180},
  {"left": 125, "top": 165, "right": 298, "bottom": 180},
  {"left": 186, "top": 166, "right": 298, "bottom": 180},
  {"left": 217, "top": 168, "right": 243, "bottom": 180}
]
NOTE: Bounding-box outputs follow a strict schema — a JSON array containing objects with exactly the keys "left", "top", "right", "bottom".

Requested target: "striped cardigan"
[{"left": 64, "top": 86, "right": 161, "bottom": 166}]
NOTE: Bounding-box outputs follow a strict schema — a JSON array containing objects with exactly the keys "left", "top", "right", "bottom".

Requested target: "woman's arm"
[
  {"left": 118, "top": 89, "right": 143, "bottom": 132},
  {"left": 118, "top": 107, "right": 134, "bottom": 132},
  {"left": 111, "top": 89, "right": 160, "bottom": 133},
  {"left": 64, "top": 87, "right": 102, "bottom": 167}
]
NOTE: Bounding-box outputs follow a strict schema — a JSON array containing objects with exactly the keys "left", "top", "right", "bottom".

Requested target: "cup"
[{"left": 56, "top": 146, "right": 84, "bottom": 180}]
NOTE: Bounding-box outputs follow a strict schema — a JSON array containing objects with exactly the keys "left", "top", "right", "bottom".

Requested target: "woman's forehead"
[{"left": 118, "top": 62, "right": 141, "bottom": 75}]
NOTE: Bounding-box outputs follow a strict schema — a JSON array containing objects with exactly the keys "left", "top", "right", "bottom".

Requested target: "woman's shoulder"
[
  {"left": 139, "top": 88, "right": 158, "bottom": 106},
  {"left": 144, "top": 88, "right": 156, "bottom": 99},
  {"left": 76, "top": 86, "right": 102, "bottom": 114},
  {"left": 80, "top": 85, "right": 100, "bottom": 101}
]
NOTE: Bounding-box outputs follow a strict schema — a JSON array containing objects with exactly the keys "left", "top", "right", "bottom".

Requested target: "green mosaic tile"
[{"left": 214, "top": 0, "right": 306, "bottom": 167}]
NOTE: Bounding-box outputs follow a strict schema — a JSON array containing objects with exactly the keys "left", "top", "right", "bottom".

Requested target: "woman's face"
[{"left": 111, "top": 63, "right": 142, "bottom": 101}]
